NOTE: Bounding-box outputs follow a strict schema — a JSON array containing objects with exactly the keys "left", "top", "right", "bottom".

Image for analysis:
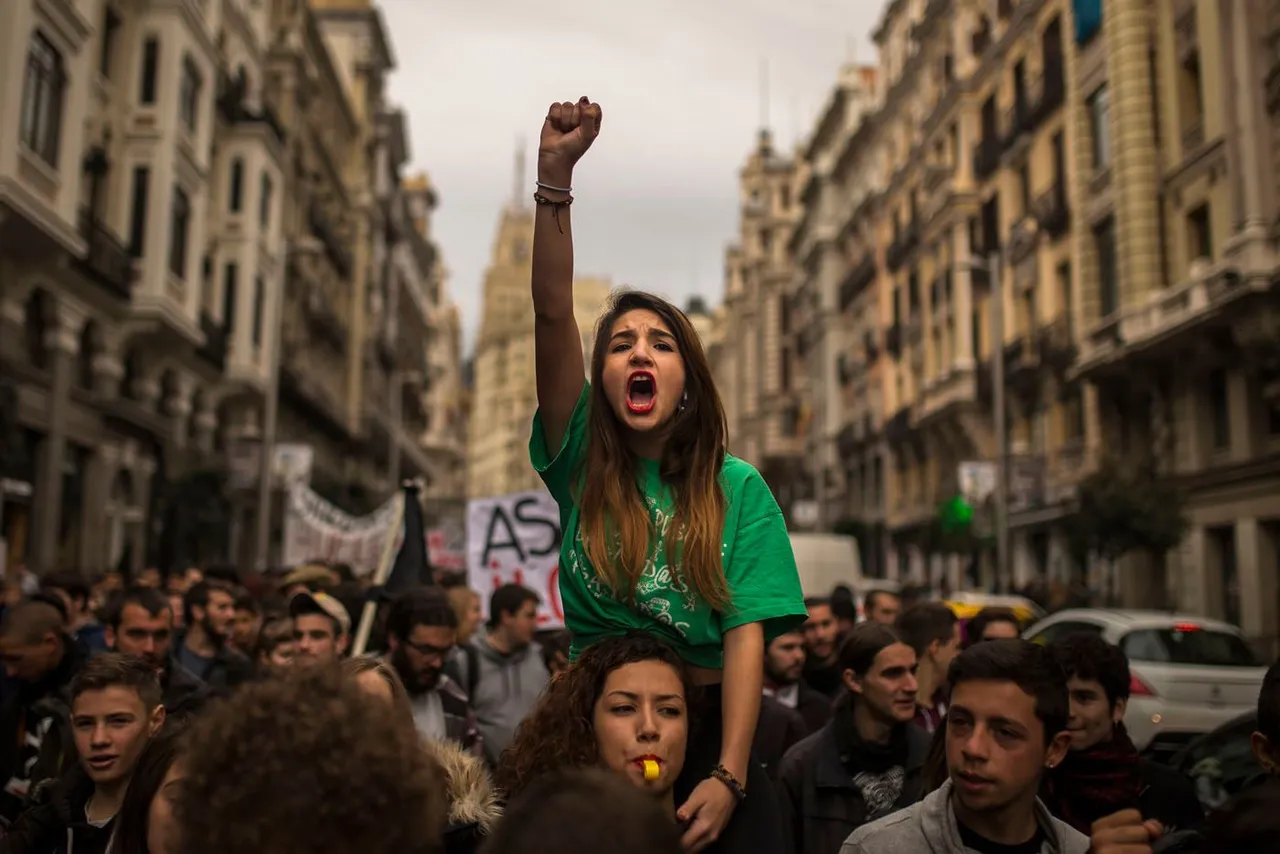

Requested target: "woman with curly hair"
[
  {"left": 497, "top": 634, "right": 691, "bottom": 821},
  {"left": 529, "top": 96, "right": 805, "bottom": 853}
]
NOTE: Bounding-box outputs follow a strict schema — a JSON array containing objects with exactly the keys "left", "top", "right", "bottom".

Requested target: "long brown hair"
[{"left": 577, "top": 291, "right": 731, "bottom": 612}]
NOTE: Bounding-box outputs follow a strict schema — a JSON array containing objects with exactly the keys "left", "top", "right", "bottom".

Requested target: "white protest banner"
[
  {"left": 281, "top": 482, "right": 402, "bottom": 576},
  {"left": 466, "top": 490, "right": 564, "bottom": 628}
]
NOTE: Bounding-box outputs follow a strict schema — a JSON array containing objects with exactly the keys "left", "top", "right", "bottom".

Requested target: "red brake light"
[
  {"left": 1129, "top": 673, "right": 1157, "bottom": 697},
  {"left": 1172, "top": 622, "right": 1201, "bottom": 633}
]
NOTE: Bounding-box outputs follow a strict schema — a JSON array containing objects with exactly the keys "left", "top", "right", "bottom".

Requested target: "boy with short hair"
[{"left": 2, "top": 652, "right": 165, "bottom": 853}]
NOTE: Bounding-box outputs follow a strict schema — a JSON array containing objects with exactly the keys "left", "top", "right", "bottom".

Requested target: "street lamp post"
[{"left": 962, "top": 251, "right": 1009, "bottom": 591}]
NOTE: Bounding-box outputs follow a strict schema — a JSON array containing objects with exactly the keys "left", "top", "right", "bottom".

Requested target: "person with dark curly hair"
[
  {"left": 177, "top": 664, "right": 447, "bottom": 854},
  {"left": 497, "top": 634, "right": 691, "bottom": 821},
  {"left": 481, "top": 768, "right": 683, "bottom": 854},
  {"left": 962, "top": 608, "right": 1021, "bottom": 648}
]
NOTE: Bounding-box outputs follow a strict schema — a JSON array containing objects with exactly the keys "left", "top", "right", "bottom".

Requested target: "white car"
[{"left": 1023, "top": 609, "right": 1268, "bottom": 761}]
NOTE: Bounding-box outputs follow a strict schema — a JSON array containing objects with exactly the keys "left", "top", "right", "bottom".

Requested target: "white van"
[{"left": 788, "top": 533, "right": 864, "bottom": 597}]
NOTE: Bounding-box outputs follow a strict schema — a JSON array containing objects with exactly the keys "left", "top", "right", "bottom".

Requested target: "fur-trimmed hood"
[{"left": 422, "top": 736, "right": 503, "bottom": 835}]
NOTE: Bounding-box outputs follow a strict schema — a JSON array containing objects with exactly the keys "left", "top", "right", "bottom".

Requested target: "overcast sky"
[{"left": 380, "top": 0, "right": 885, "bottom": 355}]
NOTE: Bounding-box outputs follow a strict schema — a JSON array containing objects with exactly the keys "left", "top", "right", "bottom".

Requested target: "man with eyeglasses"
[
  {"left": 384, "top": 587, "right": 482, "bottom": 756},
  {"left": 104, "top": 585, "right": 208, "bottom": 719}
]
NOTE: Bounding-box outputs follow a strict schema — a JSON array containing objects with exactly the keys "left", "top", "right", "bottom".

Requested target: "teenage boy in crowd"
[
  {"left": 842, "top": 640, "right": 1088, "bottom": 854},
  {"left": 1040, "top": 633, "right": 1201, "bottom": 834},
  {"left": 778, "top": 623, "right": 931, "bottom": 854},
  {"left": 0, "top": 653, "right": 165, "bottom": 853}
]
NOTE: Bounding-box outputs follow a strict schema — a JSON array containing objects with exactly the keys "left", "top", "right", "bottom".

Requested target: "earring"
[{"left": 679, "top": 390, "right": 688, "bottom": 412}]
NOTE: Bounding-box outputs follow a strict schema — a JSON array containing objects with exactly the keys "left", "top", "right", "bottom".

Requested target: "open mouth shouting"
[{"left": 626, "top": 371, "right": 657, "bottom": 414}]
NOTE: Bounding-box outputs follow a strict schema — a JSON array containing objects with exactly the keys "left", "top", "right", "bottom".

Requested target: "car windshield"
[{"left": 1120, "top": 627, "right": 1259, "bottom": 667}]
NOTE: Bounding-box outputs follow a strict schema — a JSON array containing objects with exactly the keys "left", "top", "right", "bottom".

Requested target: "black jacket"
[
  {"left": 792, "top": 682, "right": 835, "bottom": 735},
  {"left": 777, "top": 712, "right": 932, "bottom": 854},
  {"left": 0, "top": 642, "right": 86, "bottom": 826},
  {"left": 754, "top": 696, "right": 808, "bottom": 781},
  {"left": 162, "top": 661, "right": 210, "bottom": 721},
  {"left": 169, "top": 630, "right": 254, "bottom": 694},
  {"left": 0, "top": 765, "right": 115, "bottom": 854},
  {"left": 1138, "top": 758, "right": 1206, "bottom": 834}
]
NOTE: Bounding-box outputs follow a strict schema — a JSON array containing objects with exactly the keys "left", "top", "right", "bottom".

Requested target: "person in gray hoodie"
[
  {"left": 841, "top": 640, "right": 1088, "bottom": 854},
  {"left": 455, "top": 583, "right": 549, "bottom": 766}
]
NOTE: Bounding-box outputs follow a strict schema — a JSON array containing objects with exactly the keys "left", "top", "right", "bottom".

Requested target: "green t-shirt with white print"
[{"left": 529, "top": 381, "right": 807, "bottom": 669}]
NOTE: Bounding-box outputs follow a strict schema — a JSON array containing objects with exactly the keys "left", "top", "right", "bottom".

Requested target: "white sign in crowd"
[{"left": 465, "top": 490, "right": 564, "bottom": 629}]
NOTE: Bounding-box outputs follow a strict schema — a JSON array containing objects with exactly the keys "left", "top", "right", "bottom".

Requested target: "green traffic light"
[{"left": 939, "top": 495, "right": 973, "bottom": 532}]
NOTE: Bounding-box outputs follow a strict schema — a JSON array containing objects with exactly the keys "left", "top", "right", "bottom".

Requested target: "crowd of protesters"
[{"left": 0, "top": 93, "right": 1276, "bottom": 854}]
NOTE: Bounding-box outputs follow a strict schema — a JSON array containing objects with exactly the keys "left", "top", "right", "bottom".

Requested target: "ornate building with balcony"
[
  {"left": 717, "top": 129, "right": 806, "bottom": 523},
  {"left": 265, "top": 0, "right": 374, "bottom": 518},
  {"left": 1066, "top": 0, "right": 1280, "bottom": 648},
  {"left": 0, "top": 0, "right": 288, "bottom": 576},
  {"left": 783, "top": 0, "right": 1073, "bottom": 589},
  {"left": 787, "top": 62, "right": 879, "bottom": 543}
]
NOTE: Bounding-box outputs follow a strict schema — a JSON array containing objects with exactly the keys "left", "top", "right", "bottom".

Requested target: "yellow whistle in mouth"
[{"left": 643, "top": 760, "right": 660, "bottom": 781}]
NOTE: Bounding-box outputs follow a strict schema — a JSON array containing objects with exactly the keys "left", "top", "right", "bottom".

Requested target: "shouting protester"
[{"left": 527, "top": 94, "right": 806, "bottom": 854}]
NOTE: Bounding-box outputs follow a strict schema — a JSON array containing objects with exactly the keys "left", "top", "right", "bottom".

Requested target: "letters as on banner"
[{"left": 466, "top": 491, "right": 564, "bottom": 628}]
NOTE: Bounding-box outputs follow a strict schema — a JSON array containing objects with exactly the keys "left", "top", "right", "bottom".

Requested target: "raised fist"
[{"left": 538, "top": 97, "right": 602, "bottom": 180}]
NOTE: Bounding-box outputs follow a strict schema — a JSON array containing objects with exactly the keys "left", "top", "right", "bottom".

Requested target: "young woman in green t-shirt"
[{"left": 528, "top": 96, "right": 807, "bottom": 853}]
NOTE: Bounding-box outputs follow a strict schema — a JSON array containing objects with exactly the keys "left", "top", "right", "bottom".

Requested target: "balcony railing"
[
  {"left": 838, "top": 255, "right": 877, "bottom": 310},
  {"left": 886, "top": 324, "right": 903, "bottom": 358},
  {"left": 75, "top": 209, "right": 134, "bottom": 301},
  {"left": 1001, "top": 100, "right": 1032, "bottom": 151},
  {"left": 885, "top": 222, "right": 919, "bottom": 272},
  {"left": 1029, "top": 63, "right": 1065, "bottom": 126},
  {"left": 216, "top": 72, "right": 286, "bottom": 144},
  {"left": 837, "top": 422, "right": 861, "bottom": 458},
  {"left": 885, "top": 408, "right": 912, "bottom": 446},
  {"left": 197, "top": 312, "right": 228, "bottom": 372},
  {"left": 863, "top": 330, "right": 879, "bottom": 362},
  {"left": 1032, "top": 184, "right": 1070, "bottom": 239},
  {"left": 308, "top": 202, "right": 354, "bottom": 279},
  {"left": 973, "top": 136, "right": 1001, "bottom": 180},
  {"left": 1036, "top": 316, "right": 1077, "bottom": 373}
]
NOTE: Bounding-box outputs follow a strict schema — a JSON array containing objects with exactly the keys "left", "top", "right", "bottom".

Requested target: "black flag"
[{"left": 385, "top": 481, "right": 431, "bottom": 593}]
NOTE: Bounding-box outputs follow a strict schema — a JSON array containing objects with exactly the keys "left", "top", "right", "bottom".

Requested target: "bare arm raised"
[{"left": 532, "top": 97, "right": 602, "bottom": 452}]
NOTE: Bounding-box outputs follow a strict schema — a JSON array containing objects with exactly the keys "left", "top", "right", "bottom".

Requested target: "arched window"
[{"left": 20, "top": 32, "right": 65, "bottom": 167}]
